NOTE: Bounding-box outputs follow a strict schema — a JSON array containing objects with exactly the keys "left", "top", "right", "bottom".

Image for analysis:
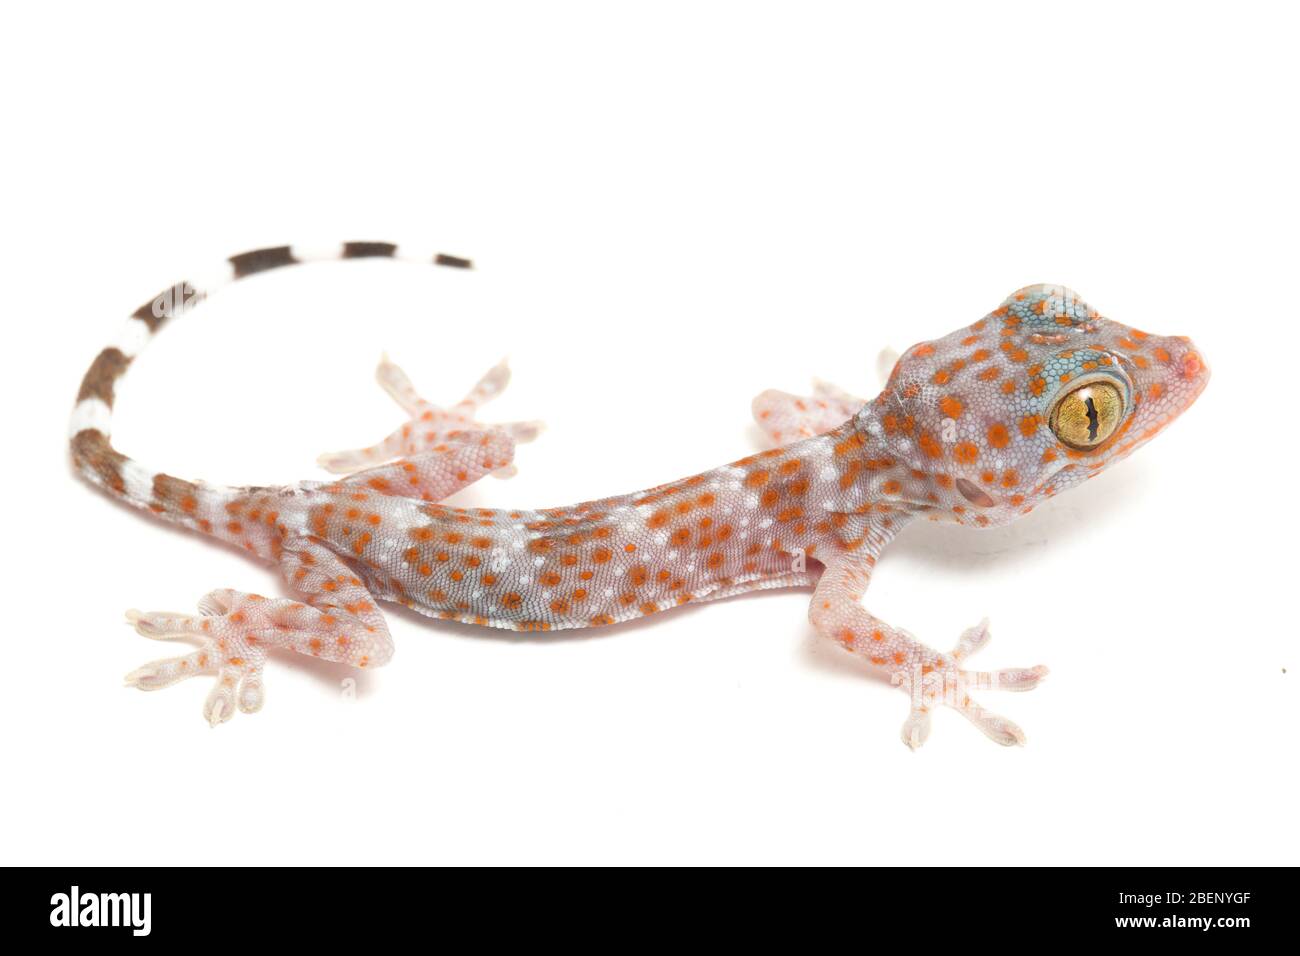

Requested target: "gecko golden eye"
[{"left": 1050, "top": 381, "right": 1124, "bottom": 449}]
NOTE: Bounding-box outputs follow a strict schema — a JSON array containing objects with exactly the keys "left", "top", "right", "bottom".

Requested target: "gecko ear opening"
[{"left": 955, "top": 478, "right": 995, "bottom": 508}]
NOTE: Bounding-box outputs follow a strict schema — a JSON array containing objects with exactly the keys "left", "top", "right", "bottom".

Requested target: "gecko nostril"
[{"left": 955, "top": 478, "right": 996, "bottom": 508}]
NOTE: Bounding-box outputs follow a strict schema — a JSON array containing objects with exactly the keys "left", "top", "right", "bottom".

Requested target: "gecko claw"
[
  {"left": 205, "top": 681, "right": 236, "bottom": 727},
  {"left": 901, "top": 709, "right": 932, "bottom": 750}
]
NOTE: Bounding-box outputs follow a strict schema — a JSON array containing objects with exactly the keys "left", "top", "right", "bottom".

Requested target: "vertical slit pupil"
[{"left": 1084, "top": 396, "right": 1100, "bottom": 441}]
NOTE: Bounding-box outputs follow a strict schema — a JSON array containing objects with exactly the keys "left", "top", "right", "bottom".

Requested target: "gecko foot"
[
  {"left": 317, "top": 356, "right": 543, "bottom": 475},
  {"left": 124, "top": 603, "right": 267, "bottom": 727},
  {"left": 123, "top": 589, "right": 390, "bottom": 726},
  {"left": 895, "top": 619, "right": 1049, "bottom": 750}
]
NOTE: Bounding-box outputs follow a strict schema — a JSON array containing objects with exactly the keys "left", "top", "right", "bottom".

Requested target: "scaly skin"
[{"left": 70, "top": 244, "right": 1209, "bottom": 744}]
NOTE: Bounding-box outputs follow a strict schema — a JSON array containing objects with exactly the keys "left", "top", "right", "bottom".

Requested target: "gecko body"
[{"left": 70, "top": 243, "right": 1208, "bottom": 745}]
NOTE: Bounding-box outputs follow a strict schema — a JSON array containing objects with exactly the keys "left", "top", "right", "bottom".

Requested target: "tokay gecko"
[{"left": 69, "top": 243, "right": 1209, "bottom": 746}]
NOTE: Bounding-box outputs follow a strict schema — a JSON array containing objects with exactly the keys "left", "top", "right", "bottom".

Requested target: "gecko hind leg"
[
  {"left": 317, "top": 356, "right": 543, "bottom": 475},
  {"left": 123, "top": 540, "right": 393, "bottom": 726},
  {"left": 751, "top": 378, "right": 866, "bottom": 445},
  {"left": 336, "top": 427, "right": 520, "bottom": 501}
]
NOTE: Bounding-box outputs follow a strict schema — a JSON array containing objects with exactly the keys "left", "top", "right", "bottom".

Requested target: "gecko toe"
[
  {"left": 901, "top": 709, "right": 933, "bottom": 750},
  {"left": 960, "top": 708, "right": 1027, "bottom": 747}
]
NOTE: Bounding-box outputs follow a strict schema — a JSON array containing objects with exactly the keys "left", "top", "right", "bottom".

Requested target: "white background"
[{"left": 2, "top": 2, "right": 1295, "bottom": 866}]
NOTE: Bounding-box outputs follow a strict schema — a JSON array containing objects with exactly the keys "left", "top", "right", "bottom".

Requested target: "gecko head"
[{"left": 857, "top": 284, "right": 1209, "bottom": 527}]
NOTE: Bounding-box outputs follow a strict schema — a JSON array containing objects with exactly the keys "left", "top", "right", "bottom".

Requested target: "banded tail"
[{"left": 68, "top": 242, "right": 473, "bottom": 517}]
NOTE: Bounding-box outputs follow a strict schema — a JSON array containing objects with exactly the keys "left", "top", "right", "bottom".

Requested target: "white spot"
[
  {"left": 393, "top": 245, "right": 441, "bottom": 264},
  {"left": 290, "top": 241, "right": 345, "bottom": 263},
  {"left": 110, "top": 317, "right": 153, "bottom": 358},
  {"left": 68, "top": 397, "right": 112, "bottom": 438},
  {"left": 121, "top": 460, "right": 154, "bottom": 503},
  {"left": 188, "top": 260, "right": 236, "bottom": 297}
]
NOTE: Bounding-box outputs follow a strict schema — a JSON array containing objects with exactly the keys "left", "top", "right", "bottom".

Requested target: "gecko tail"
[{"left": 68, "top": 242, "right": 474, "bottom": 522}]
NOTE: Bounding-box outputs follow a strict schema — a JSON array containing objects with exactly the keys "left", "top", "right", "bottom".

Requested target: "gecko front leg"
[
  {"left": 124, "top": 538, "right": 393, "bottom": 726},
  {"left": 751, "top": 379, "right": 866, "bottom": 445},
  {"left": 810, "top": 556, "right": 1048, "bottom": 748}
]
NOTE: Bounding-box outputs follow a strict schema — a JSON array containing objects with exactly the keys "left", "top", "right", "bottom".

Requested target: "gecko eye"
[{"left": 1050, "top": 380, "right": 1125, "bottom": 450}]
